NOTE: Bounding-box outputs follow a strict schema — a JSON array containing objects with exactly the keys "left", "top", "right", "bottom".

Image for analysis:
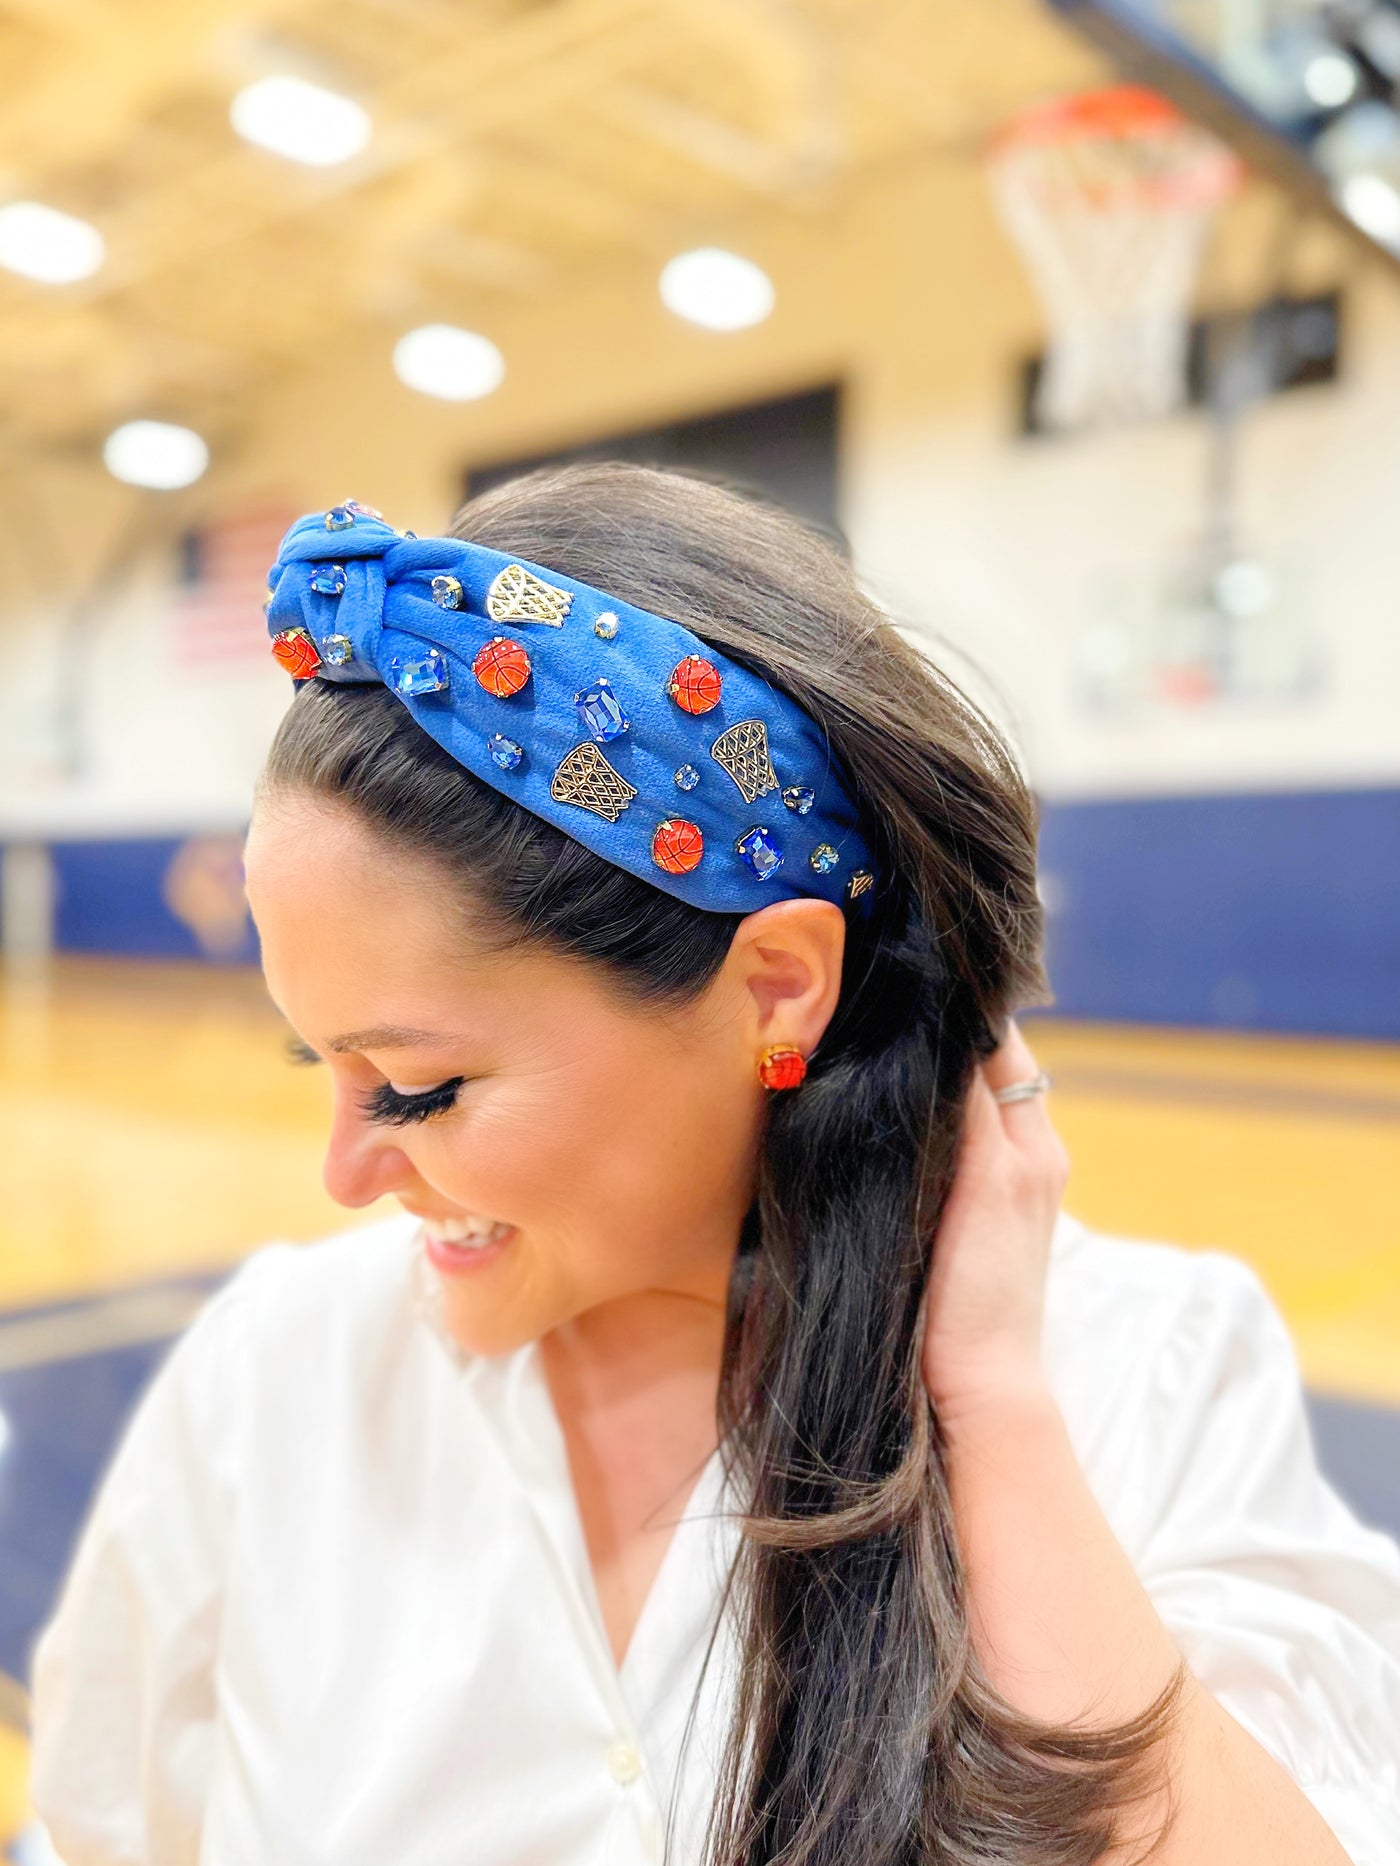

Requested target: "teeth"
[{"left": 422, "top": 1215, "right": 512, "bottom": 1250}]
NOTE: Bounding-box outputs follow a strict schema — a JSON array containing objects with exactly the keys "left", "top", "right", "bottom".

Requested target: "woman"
[{"left": 28, "top": 465, "right": 1400, "bottom": 1865}]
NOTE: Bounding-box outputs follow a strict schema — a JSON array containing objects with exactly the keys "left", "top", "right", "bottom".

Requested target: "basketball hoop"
[{"left": 988, "top": 86, "right": 1242, "bottom": 433}]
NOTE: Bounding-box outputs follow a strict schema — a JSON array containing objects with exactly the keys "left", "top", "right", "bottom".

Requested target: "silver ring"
[{"left": 992, "top": 1071, "right": 1051, "bottom": 1105}]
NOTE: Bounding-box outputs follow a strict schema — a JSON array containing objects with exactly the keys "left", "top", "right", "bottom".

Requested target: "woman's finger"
[{"left": 981, "top": 1017, "right": 1041, "bottom": 1095}]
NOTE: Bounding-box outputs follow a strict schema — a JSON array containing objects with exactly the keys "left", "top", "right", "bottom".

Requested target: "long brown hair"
[{"left": 261, "top": 461, "right": 1185, "bottom": 1863}]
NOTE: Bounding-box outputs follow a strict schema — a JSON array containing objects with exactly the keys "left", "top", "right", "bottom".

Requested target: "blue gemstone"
[
  {"left": 310, "top": 563, "right": 346, "bottom": 597},
  {"left": 593, "top": 611, "right": 619, "bottom": 640},
  {"left": 574, "top": 676, "right": 630, "bottom": 742},
  {"left": 488, "top": 732, "right": 524, "bottom": 770},
  {"left": 735, "top": 825, "right": 783, "bottom": 880},
  {"left": 782, "top": 784, "right": 816, "bottom": 816},
  {"left": 431, "top": 575, "right": 463, "bottom": 609},
  {"left": 324, "top": 506, "right": 354, "bottom": 531},
  {"left": 320, "top": 632, "right": 354, "bottom": 666},
  {"left": 389, "top": 648, "right": 449, "bottom": 696},
  {"left": 809, "top": 843, "right": 839, "bottom": 874},
  {"left": 674, "top": 763, "right": 700, "bottom": 791}
]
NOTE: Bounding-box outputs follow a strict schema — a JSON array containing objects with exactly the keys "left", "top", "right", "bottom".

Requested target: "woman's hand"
[{"left": 921, "top": 1019, "right": 1069, "bottom": 1424}]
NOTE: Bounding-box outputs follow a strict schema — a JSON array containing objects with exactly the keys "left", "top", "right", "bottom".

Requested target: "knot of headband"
[{"left": 264, "top": 500, "right": 877, "bottom": 918}]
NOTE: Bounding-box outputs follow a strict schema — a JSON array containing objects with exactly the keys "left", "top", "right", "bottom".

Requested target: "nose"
[{"left": 321, "top": 1080, "right": 417, "bottom": 1209}]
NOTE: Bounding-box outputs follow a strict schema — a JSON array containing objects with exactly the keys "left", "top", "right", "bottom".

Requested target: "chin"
[{"left": 439, "top": 1285, "right": 555, "bottom": 1360}]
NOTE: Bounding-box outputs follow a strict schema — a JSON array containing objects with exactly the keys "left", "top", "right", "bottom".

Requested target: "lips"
[
  {"left": 420, "top": 1215, "right": 513, "bottom": 1252},
  {"left": 420, "top": 1218, "right": 517, "bottom": 1280}
]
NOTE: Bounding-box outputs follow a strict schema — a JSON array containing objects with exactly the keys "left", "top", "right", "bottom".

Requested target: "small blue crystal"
[
  {"left": 320, "top": 632, "right": 354, "bottom": 666},
  {"left": 431, "top": 575, "right": 463, "bottom": 609},
  {"left": 310, "top": 563, "right": 346, "bottom": 597},
  {"left": 574, "top": 676, "right": 629, "bottom": 742},
  {"left": 389, "top": 648, "right": 449, "bottom": 696},
  {"left": 735, "top": 825, "right": 783, "bottom": 880},
  {"left": 488, "top": 733, "right": 524, "bottom": 771},
  {"left": 782, "top": 784, "right": 816, "bottom": 816},
  {"left": 674, "top": 763, "right": 700, "bottom": 791},
  {"left": 324, "top": 506, "right": 354, "bottom": 531},
  {"left": 809, "top": 843, "right": 839, "bottom": 875},
  {"left": 593, "top": 611, "right": 619, "bottom": 640}
]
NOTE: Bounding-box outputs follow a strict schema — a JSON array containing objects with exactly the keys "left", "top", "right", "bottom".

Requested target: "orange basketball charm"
[
  {"left": 473, "top": 635, "right": 532, "bottom": 698},
  {"left": 651, "top": 818, "right": 704, "bottom": 875},
  {"left": 271, "top": 627, "right": 321, "bottom": 680},
  {"left": 757, "top": 1044, "right": 807, "bottom": 1091},
  {"left": 666, "top": 654, "right": 722, "bottom": 714}
]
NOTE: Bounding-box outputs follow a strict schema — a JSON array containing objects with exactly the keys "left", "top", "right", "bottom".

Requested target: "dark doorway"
[{"left": 464, "top": 384, "right": 843, "bottom": 540}]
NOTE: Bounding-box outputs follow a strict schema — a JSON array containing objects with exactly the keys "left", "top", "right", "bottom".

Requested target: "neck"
[{"left": 543, "top": 1283, "right": 728, "bottom": 1417}]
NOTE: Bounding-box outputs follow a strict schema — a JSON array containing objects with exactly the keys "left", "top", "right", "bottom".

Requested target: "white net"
[{"left": 988, "top": 87, "right": 1240, "bottom": 432}]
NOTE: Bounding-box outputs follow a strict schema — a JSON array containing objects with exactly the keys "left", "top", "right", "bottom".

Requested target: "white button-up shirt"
[{"left": 28, "top": 1212, "right": 1400, "bottom": 1865}]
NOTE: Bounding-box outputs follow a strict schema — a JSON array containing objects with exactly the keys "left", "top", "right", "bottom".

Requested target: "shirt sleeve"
[
  {"left": 1132, "top": 1251, "right": 1400, "bottom": 1865},
  {"left": 26, "top": 1266, "right": 256, "bottom": 1866}
]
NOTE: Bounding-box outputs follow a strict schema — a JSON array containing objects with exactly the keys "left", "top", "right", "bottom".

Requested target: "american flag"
[{"left": 171, "top": 501, "right": 297, "bottom": 671}]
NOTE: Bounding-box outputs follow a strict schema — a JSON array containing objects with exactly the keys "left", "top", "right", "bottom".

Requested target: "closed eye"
[{"left": 360, "top": 1078, "right": 466, "bottom": 1126}]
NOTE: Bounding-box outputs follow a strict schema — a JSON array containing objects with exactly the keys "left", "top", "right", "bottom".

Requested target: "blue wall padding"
[
  {"left": 47, "top": 836, "right": 258, "bottom": 964},
  {"left": 10, "top": 788, "right": 1400, "bottom": 1036},
  {"left": 1038, "top": 788, "right": 1400, "bottom": 1039}
]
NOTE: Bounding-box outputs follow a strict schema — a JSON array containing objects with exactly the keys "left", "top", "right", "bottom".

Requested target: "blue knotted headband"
[{"left": 264, "top": 501, "right": 877, "bottom": 918}]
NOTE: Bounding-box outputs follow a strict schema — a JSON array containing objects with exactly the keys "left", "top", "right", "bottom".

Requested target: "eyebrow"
[{"left": 322, "top": 1026, "right": 461, "bottom": 1054}]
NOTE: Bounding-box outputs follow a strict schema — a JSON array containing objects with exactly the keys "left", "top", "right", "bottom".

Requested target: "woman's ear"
[{"left": 730, "top": 896, "right": 846, "bottom": 1053}]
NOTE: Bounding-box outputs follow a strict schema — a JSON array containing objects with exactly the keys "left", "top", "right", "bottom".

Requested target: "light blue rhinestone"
[
  {"left": 488, "top": 733, "right": 524, "bottom": 771},
  {"left": 320, "top": 633, "right": 354, "bottom": 667},
  {"left": 574, "top": 676, "right": 630, "bottom": 742},
  {"left": 674, "top": 763, "right": 700, "bottom": 791},
  {"left": 324, "top": 506, "right": 354, "bottom": 531},
  {"left": 809, "top": 843, "right": 839, "bottom": 874},
  {"left": 735, "top": 825, "right": 783, "bottom": 880},
  {"left": 593, "top": 611, "right": 619, "bottom": 640},
  {"left": 389, "top": 648, "right": 449, "bottom": 696},
  {"left": 782, "top": 784, "right": 816, "bottom": 816},
  {"left": 310, "top": 563, "right": 346, "bottom": 597},
  {"left": 431, "top": 575, "right": 463, "bottom": 609}
]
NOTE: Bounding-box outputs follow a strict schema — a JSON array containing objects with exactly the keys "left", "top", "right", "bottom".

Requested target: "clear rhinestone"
[
  {"left": 431, "top": 575, "right": 463, "bottom": 609},
  {"left": 593, "top": 611, "right": 619, "bottom": 640},
  {"left": 320, "top": 633, "right": 354, "bottom": 666},
  {"left": 674, "top": 763, "right": 700, "bottom": 791},
  {"left": 809, "top": 843, "right": 839, "bottom": 874},
  {"left": 782, "top": 785, "right": 816, "bottom": 815},
  {"left": 324, "top": 506, "right": 354, "bottom": 531}
]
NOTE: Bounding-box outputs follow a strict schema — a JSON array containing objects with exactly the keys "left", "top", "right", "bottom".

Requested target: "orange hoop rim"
[{"left": 989, "top": 84, "right": 1243, "bottom": 211}]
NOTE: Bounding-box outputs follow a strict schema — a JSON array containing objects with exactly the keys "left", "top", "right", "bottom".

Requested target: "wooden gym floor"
[{"left": 0, "top": 959, "right": 1397, "bottom": 1853}]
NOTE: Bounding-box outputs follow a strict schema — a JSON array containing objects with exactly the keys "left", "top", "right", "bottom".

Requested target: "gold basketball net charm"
[
  {"left": 710, "top": 718, "right": 779, "bottom": 805},
  {"left": 486, "top": 563, "right": 573, "bottom": 627},
  {"left": 551, "top": 742, "right": 639, "bottom": 823}
]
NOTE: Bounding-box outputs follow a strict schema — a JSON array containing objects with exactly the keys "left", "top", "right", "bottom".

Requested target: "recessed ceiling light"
[
  {"left": 658, "top": 247, "right": 775, "bottom": 331},
  {"left": 1303, "top": 50, "right": 1359, "bottom": 110},
  {"left": 0, "top": 201, "right": 104, "bottom": 284},
  {"left": 1338, "top": 170, "right": 1400, "bottom": 246},
  {"left": 393, "top": 324, "right": 505, "bottom": 401},
  {"left": 231, "top": 75, "right": 371, "bottom": 167},
  {"left": 103, "top": 421, "right": 209, "bottom": 490}
]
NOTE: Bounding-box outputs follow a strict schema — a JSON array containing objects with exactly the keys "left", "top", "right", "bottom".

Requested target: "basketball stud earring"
[{"left": 757, "top": 1044, "right": 807, "bottom": 1090}]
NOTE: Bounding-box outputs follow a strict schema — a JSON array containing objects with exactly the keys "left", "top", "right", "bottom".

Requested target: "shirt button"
[{"left": 607, "top": 1739, "right": 642, "bottom": 1786}]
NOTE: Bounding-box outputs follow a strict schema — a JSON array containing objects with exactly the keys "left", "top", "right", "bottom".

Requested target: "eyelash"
[
  {"left": 283, "top": 1036, "right": 465, "bottom": 1126},
  {"left": 359, "top": 1078, "right": 466, "bottom": 1127}
]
